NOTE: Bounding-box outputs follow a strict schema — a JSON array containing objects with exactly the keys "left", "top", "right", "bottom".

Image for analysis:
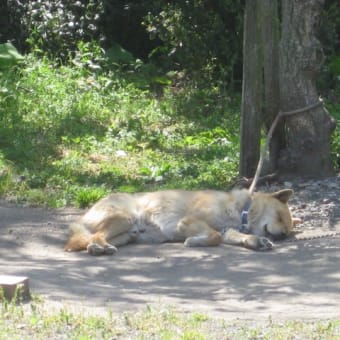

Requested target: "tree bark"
[
  {"left": 278, "top": 0, "right": 335, "bottom": 177},
  {"left": 239, "top": 0, "right": 262, "bottom": 178},
  {"left": 240, "top": 0, "right": 280, "bottom": 177},
  {"left": 260, "top": 0, "right": 284, "bottom": 173}
]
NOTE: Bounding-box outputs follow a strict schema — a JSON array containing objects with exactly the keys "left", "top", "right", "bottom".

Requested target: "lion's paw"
[
  {"left": 244, "top": 235, "right": 273, "bottom": 251},
  {"left": 104, "top": 244, "right": 118, "bottom": 255},
  {"left": 258, "top": 237, "right": 273, "bottom": 251},
  {"left": 87, "top": 243, "right": 117, "bottom": 256},
  {"left": 87, "top": 243, "right": 105, "bottom": 256},
  {"left": 128, "top": 227, "right": 140, "bottom": 242},
  {"left": 184, "top": 238, "right": 194, "bottom": 247}
]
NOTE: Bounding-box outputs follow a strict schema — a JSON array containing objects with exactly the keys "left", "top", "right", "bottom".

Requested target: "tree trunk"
[
  {"left": 260, "top": 0, "right": 283, "bottom": 173},
  {"left": 240, "top": 0, "right": 280, "bottom": 178},
  {"left": 239, "top": 1, "right": 264, "bottom": 178},
  {"left": 278, "top": 0, "right": 335, "bottom": 177}
]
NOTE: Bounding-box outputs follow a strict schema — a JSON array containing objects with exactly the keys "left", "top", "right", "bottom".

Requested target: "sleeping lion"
[{"left": 65, "top": 188, "right": 300, "bottom": 255}]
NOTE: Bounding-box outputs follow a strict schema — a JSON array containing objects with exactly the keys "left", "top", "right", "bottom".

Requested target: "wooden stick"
[{"left": 248, "top": 100, "right": 323, "bottom": 194}]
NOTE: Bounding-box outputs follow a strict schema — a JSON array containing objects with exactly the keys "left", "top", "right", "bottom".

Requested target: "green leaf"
[
  {"left": 329, "top": 56, "right": 340, "bottom": 76},
  {"left": 0, "top": 43, "right": 24, "bottom": 69},
  {"left": 105, "top": 43, "right": 135, "bottom": 65},
  {"left": 152, "top": 76, "right": 172, "bottom": 85}
]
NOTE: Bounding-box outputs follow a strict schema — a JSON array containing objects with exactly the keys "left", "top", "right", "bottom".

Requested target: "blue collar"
[{"left": 238, "top": 200, "right": 251, "bottom": 234}]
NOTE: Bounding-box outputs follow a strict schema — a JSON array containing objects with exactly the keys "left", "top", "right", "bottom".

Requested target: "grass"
[
  {"left": 0, "top": 52, "right": 240, "bottom": 208},
  {"left": 1, "top": 49, "right": 339, "bottom": 208},
  {"left": 329, "top": 101, "right": 340, "bottom": 169},
  {"left": 1, "top": 299, "right": 339, "bottom": 339}
]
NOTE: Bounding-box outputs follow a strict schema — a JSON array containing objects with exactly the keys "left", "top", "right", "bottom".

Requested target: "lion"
[{"left": 64, "top": 188, "right": 301, "bottom": 255}]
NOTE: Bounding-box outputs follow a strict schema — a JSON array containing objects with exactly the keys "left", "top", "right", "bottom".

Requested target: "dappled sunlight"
[{"left": 0, "top": 204, "right": 339, "bottom": 319}]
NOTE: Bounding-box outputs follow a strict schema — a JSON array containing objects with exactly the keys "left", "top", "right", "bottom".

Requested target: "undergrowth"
[
  {"left": 0, "top": 300, "right": 339, "bottom": 339},
  {"left": 0, "top": 45, "right": 339, "bottom": 208},
  {"left": 0, "top": 49, "right": 240, "bottom": 207}
]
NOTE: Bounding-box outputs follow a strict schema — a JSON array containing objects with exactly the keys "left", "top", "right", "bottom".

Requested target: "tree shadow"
[{"left": 0, "top": 205, "right": 339, "bottom": 317}]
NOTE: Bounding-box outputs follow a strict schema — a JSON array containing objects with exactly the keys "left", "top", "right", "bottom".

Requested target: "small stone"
[
  {"left": 284, "top": 181, "right": 293, "bottom": 188},
  {"left": 115, "top": 150, "right": 127, "bottom": 157}
]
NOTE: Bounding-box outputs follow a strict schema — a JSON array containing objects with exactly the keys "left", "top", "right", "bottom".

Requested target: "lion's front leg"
[
  {"left": 177, "top": 217, "right": 222, "bottom": 247},
  {"left": 223, "top": 229, "right": 273, "bottom": 251}
]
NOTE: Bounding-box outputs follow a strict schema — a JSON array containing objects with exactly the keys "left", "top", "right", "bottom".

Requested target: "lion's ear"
[{"left": 271, "top": 189, "right": 293, "bottom": 203}]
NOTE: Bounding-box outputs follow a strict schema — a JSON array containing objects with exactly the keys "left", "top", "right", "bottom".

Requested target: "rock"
[{"left": 0, "top": 275, "right": 30, "bottom": 302}]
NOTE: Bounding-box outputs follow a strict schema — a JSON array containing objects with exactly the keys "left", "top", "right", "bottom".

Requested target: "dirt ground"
[{"left": 1, "top": 177, "right": 340, "bottom": 322}]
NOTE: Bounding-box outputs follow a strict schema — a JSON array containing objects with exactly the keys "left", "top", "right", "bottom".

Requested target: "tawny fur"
[{"left": 65, "top": 188, "right": 298, "bottom": 255}]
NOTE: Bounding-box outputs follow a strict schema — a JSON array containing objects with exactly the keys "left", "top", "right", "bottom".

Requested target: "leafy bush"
[
  {"left": 0, "top": 43, "right": 23, "bottom": 69},
  {"left": 318, "top": 1, "right": 340, "bottom": 97},
  {"left": 74, "top": 186, "right": 109, "bottom": 208},
  {"left": 143, "top": 0, "right": 243, "bottom": 89},
  {"left": 0, "top": 50, "right": 240, "bottom": 207},
  {"left": 328, "top": 102, "right": 340, "bottom": 169},
  {"left": 3, "top": 0, "right": 337, "bottom": 100},
  {"left": 6, "top": 0, "right": 104, "bottom": 60}
]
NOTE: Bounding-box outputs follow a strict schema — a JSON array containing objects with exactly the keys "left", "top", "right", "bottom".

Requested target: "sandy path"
[{"left": 0, "top": 203, "right": 339, "bottom": 321}]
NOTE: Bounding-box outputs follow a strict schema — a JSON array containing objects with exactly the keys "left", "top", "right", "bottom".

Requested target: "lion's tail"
[{"left": 64, "top": 222, "right": 91, "bottom": 252}]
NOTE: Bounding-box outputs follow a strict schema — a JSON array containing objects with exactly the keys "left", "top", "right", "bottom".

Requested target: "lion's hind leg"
[
  {"left": 64, "top": 223, "right": 92, "bottom": 252},
  {"left": 87, "top": 231, "right": 118, "bottom": 256},
  {"left": 64, "top": 225, "right": 116, "bottom": 255},
  {"left": 88, "top": 224, "right": 139, "bottom": 256},
  {"left": 87, "top": 210, "right": 138, "bottom": 256},
  {"left": 65, "top": 209, "right": 137, "bottom": 256},
  {"left": 177, "top": 217, "right": 222, "bottom": 247}
]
